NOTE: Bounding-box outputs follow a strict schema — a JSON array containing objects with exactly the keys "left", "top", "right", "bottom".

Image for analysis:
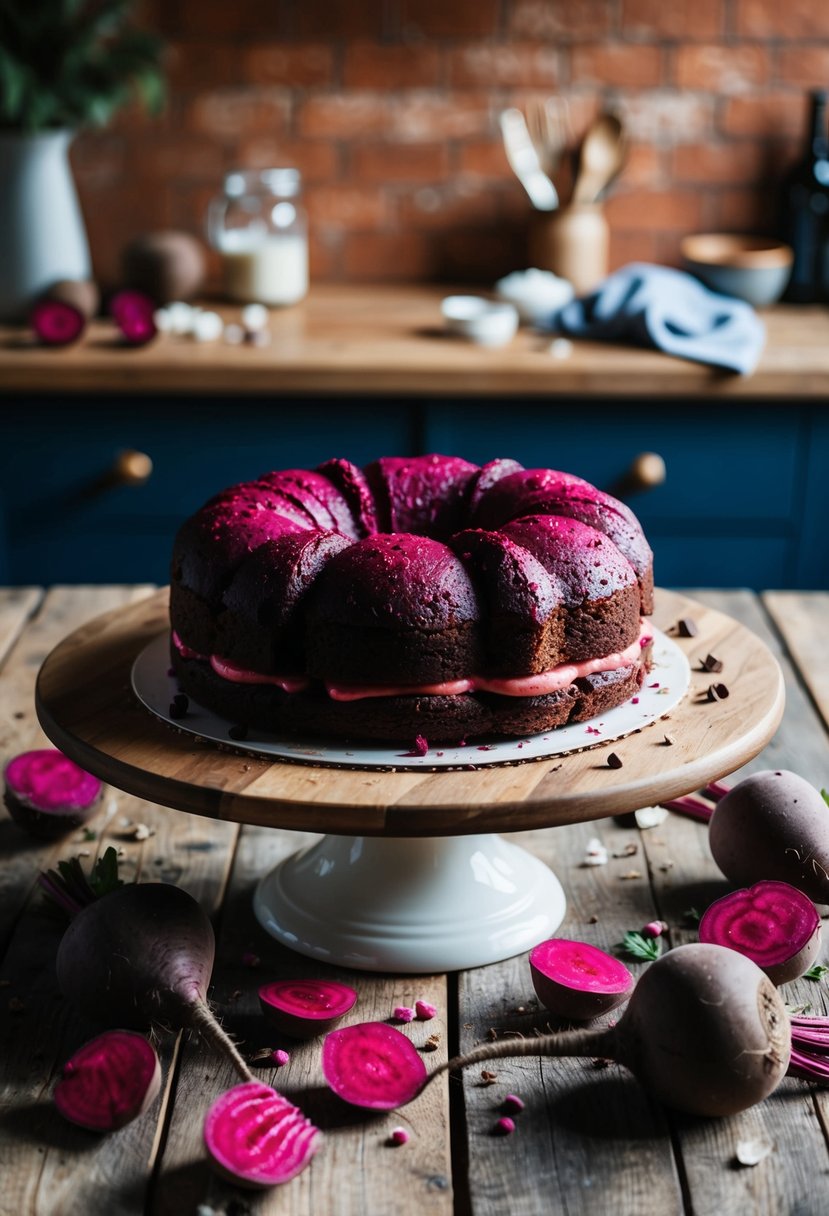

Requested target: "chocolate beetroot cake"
[{"left": 169, "top": 455, "right": 655, "bottom": 744}]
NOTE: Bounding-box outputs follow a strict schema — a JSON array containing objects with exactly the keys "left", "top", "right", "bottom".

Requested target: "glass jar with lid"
[{"left": 208, "top": 167, "right": 308, "bottom": 306}]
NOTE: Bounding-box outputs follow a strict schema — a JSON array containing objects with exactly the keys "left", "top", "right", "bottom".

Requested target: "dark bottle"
[{"left": 781, "top": 90, "right": 829, "bottom": 302}]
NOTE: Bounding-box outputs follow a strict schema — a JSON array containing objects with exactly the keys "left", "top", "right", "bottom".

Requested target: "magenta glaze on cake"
[
  {"left": 472, "top": 468, "right": 592, "bottom": 529},
  {"left": 451, "top": 529, "right": 560, "bottom": 624},
  {"left": 316, "top": 459, "right": 379, "bottom": 538},
  {"left": 309, "top": 533, "right": 480, "bottom": 630},
  {"left": 219, "top": 530, "right": 353, "bottom": 670},
  {"left": 466, "top": 458, "right": 524, "bottom": 517},
  {"left": 501, "top": 514, "right": 637, "bottom": 604},
  {"left": 365, "top": 454, "right": 478, "bottom": 537},
  {"left": 255, "top": 469, "right": 362, "bottom": 539},
  {"left": 5, "top": 749, "right": 101, "bottom": 812}
]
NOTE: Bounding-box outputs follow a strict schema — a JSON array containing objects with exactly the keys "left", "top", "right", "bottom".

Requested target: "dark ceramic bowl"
[{"left": 680, "top": 234, "right": 793, "bottom": 307}]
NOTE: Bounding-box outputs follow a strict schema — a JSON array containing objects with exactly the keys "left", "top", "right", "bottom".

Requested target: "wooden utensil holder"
[{"left": 530, "top": 202, "right": 609, "bottom": 296}]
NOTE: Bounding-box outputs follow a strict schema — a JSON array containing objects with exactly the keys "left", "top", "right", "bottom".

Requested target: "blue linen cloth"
[{"left": 553, "top": 262, "right": 766, "bottom": 376}]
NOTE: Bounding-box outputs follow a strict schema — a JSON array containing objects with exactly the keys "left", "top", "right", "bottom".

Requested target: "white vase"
[{"left": 0, "top": 130, "right": 92, "bottom": 321}]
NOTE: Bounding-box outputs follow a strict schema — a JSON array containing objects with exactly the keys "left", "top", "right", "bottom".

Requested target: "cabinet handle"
[
  {"left": 111, "top": 449, "right": 153, "bottom": 486},
  {"left": 608, "top": 451, "right": 666, "bottom": 498}
]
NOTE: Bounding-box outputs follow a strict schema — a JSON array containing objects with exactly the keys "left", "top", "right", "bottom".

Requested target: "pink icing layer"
[
  {"left": 4, "top": 749, "right": 101, "bottom": 812},
  {"left": 172, "top": 622, "right": 653, "bottom": 703}
]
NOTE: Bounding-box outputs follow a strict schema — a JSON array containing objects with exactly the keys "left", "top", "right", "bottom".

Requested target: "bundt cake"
[{"left": 169, "top": 455, "right": 654, "bottom": 744}]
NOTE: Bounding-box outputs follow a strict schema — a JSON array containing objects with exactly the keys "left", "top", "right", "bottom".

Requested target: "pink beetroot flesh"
[
  {"left": 108, "top": 290, "right": 157, "bottom": 345},
  {"left": 258, "top": 979, "right": 357, "bottom": 1039},
  {"left": 698, "top": 880, "right": 821, "bottom": 984},
  {"left": 204, "top": 1081, "right": 320, "bottom": 1188},
  {"left": 30, "top": 298, "right": 85, "bottom": 346},
  {"left": 322, "top": 1022, "right": 427, "bottom": 1110},
  {"left": 54, "top": 1030, "right": 160, "bottom": 1131},
  {"left": 530, "top": 938, "right": 634, "bottom": 1020},
  {"left": 4, "top": 749, "right": 102, "bottom": 837}
]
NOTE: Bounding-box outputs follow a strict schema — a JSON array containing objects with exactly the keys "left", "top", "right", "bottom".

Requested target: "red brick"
[
  {"left": 69, "top": 134, "right": 127, "bottom": 190},
  {"left": 721, "top": 92, "right": 808, "bottom": 139},
  {"left": 130, "top": 134, "right": 227, "bottom": 180},
  {"left": 674, "top": 44, "right": 769, "bottom": 92},
  {"left": 437, "top": 225, "right": 529, "bottom": 282},
  {"left": 399, "top": 184, "right": 499, "bottom": 230},
  {"left": 605, "top": 188, "right": 705, "bottom": 230},
  {"left": 616, "top": 93, "right": 713, "bottom": 145},
  {"left": 234, "top": 138, "right": 340, "bottom": 182},
  {"left": 622, "top": 143, "right": 664, "bottom": 187},
  {"left": 400, "top": 0, "right": 500, "bottom": 38},
  {"left": 777, "top": 45, "right": 829, "bottom": 89},
  {"left": 735, "top": 0, "right": 829, "bottom": 37},
  {"left": 622, "top": 0, "right": 724, "bottom": 39},
  {"left": 571, "top": 44, "right": 663, "bottom": 88},
  {"left": 672, "top": 140, "right": 769, "bottom": 184},
  {"left": 305, "top": 185, "right": 391, "bottom": 231},
  {"left": 293, "top": 0, "right": 388, "bottom": 38},
  {"left": 391, "top": 92, "right": 492, "bottom": 142},
  {"left": 458, "top": 139, "right": 515, "bottom": 179},
  {"left": 309, "top": 230, "right": 341, "bottom": 282},
  {"left": 80, "top": 181, "right": 175, "bottom": 290},
  {"left": 351, "top": 142, "right": 451, "bottom": 183},
  {"left": 186, "top": 89, "right": 291, "bottom": 138},
  {"left": 343, "top": 42, "right": 441, "bottom": 89},
  {"left": 168, "top": 41, "right": 248, "bottom": 91},
  {"left": 703, "top": 187, "right": 778, "bottom": 232},
  {"left": 509, "top": 0, "right": 612, "bottom": 39},
  {"left": 448, "top": 43, "right": 559, "bottom": 88},
  {"left": 159, "top": 0, "right": 285, "bottom": 38},
  {"left": 245, "top": 44, "right": 335, "bottom": 89},
  {"left": 342, "top": 231, "right": 438, "bottom": 281},
  {"left": 297, "top": 93, "right": 392, "bottom": 139},
  {"left": 609, "top": 230, "right": 664, "bottom": 268}
]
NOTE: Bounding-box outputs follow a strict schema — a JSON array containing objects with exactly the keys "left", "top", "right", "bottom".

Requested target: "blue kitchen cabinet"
[{"left": 0, "top": 397, "right": 826, "bottom": 589}]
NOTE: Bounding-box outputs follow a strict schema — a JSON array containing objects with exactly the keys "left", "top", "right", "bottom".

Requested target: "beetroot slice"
[
  {"left": 54, "top": 1030, "right": 160, "bottom": 1131},
  {"left": 530, "top": 938, "right": 635, "bottom": 1020},
  {"left": 30, "top": 298, "right": 86, "bottom": 346},
  {"left": 322, "top": 1021, "right": 427, "bottom": 1110},
  {"left": 204, "top": 1081, "right": 321, "bottom": 1188},
  {"left": 699, "top": 880, "right": 821, "bottom": 985},
  {"left": 108, "top": 289, "right": 157, "bottom": 345},
  {"left": 258, "top": 979, "right": 357, "bottom": 1039},
  {"left": 4, "top": 748, "right": 103, "bottom": 838}
]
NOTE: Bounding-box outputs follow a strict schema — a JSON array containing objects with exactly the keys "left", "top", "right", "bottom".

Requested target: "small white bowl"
[
  {"left": 494, "top": 268, "right": 574, "bottom": 326},
  {"left": 440, "top": 295, "right": 519, "bottom": 347}
]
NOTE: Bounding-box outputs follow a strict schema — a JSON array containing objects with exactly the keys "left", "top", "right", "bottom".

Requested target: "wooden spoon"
[{"left": 571, "top": 113, "right": 626, "bottom": 205}]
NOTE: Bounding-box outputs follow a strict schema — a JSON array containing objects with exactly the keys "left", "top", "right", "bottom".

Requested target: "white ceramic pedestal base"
[{"left": 253, "top": 832, "right": 566, "bottom": 973}]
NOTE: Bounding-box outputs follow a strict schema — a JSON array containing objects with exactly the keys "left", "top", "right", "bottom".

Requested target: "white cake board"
[{"left": 131, "top": 630, "right": 688, "bottom": 971}]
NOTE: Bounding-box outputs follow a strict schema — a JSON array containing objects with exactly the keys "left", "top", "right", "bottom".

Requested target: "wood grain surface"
[
  {"left": 34, "top": 586, "right": 784, "bottom": 836},
  {"left": 1, "top": 288, "right": 828, "bottom": 396}
]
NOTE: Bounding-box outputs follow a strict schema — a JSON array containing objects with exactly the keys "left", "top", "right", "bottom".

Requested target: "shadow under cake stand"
[{"left": 36, "top": 588, "right": 784, "bottom": 973}]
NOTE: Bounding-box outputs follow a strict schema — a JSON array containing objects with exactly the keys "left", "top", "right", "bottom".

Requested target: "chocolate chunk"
[
  {"left": 169, "top": 694, "right": 189, "bottom": 719},
  {"left": 663, "top": 733, "right": 675, "bottom": 746},
  {"left": 677, "top": 618, "right": 699, "bottom": 638},
  {"left": 701, "top": 654, "right": 723, "bottom": 673},
  {"left": 607, "top": 752, "right": 624, "bottom": 769},
  {"left": 228, "top": 723, "right": 249, "bottom": 740},
  {"left": 707, "top": 683, "right": 730, "bottom": 702}
]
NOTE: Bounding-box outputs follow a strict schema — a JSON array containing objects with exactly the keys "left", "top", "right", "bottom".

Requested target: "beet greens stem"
[
  {"left": 659, "top": 795, "right": 715, "bottom": 824},
  {"left": 189, "top": 1001, "right": 253, "bottom": 1083},
  {"left": 704, "top": 780, "right": 731, "bottom": 802}
]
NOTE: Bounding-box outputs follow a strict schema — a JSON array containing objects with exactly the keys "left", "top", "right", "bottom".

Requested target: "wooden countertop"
[
  {"left": 1, "top": 285, "right": 828, "bottom": 397},
  {"left": 2, "top": 584, "right": 829, "bottom": 1215}
]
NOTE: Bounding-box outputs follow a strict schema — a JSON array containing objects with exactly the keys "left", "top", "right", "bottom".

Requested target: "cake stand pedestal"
[{"left": 36, "top": 588, "right": 784, "bottom": 973}]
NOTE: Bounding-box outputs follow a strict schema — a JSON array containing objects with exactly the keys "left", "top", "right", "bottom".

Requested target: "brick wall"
[{"left": 72, "top": 0, "right": 829, "bottom": 289}]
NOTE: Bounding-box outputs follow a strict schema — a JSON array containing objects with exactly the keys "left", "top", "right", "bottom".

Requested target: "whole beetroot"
[{"left": 708, "top": 771, "right": 829, "bottom": 903}]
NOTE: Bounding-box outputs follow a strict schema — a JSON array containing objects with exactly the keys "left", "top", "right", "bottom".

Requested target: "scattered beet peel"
[
  {"left": 204, "top": 1081, "right": 320, "bottom": 1187},
  {"left": 530, "top": 938, "right": 634, "bottom": 1020},
  {"left": 54, "top": 1030, "right": 160, "bottom": 1132},
  {"left": 4, "top": 749, "right": 103, "bottom": 838},
  {"left": 322, "top": 1022, "right": 427, "bottom": 1110},
  {"left": 258, "top": 979, "right": 357, "bottom": 1039},
  {"left": 699, "top": 880, "right": 821, "bottom": 985}
]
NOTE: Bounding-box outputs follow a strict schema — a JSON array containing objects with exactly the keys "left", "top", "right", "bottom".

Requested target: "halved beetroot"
[
  {"left": 30, "top": 297, "right": 86, "bottom": 346},
  {"left": 530, "top": 938, "right": 635, "bottom": 1020},
  {"left": 4, "top": 748, "right": 103, "bottom": 838},
  {"left": 698, "top": 880, "right": 821, "bottom": 985},
  {"left": 258, "top": 979, "right": 357, "bottom": 1039},
  {"left": 322, "top": 1021, "right": 427, "bottom": 1110},
  {"left": 108, "top": 289, "right": 157, "bottom": 345},
  {"left": 54, "top": 1030, "right": 160, "bottom": 1131},
  {"left": 204, "top": 1081, "right": 320, "bottom": 1188}
]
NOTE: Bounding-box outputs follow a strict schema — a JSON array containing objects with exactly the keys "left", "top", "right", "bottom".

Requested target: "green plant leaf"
[
  {"left": 805, "top": 963, "right": 829, "bottom": 982},
  {"left": 821, "top": 788, "right": 829, "bottom": 809},
  {"left": 618, "top": 930, "right": 662, "bottom": 962}
]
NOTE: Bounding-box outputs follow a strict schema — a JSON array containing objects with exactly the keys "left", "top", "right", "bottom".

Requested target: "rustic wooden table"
[{"left": 1, "top": 585, "right": 828, "bottom": 1216}]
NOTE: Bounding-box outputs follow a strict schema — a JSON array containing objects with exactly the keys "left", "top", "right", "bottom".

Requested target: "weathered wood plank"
[
  {"left": 763, "top": 591, "right": 829, "bottom": 737},
  {"left": 151, "top": 821, "right": 453, "bottom": 1216},
  {"left": 458, "top": 818, "right": 684, "bottom": 1216},
  {"left": 0, "top": 587, "right": 240, "bottom": 1216},
  {"left": 640, "top": 590, "right": 829, "bottom": 1216},
  {"left": 0, "top": 587, "right": 41, "bottom": 662}
]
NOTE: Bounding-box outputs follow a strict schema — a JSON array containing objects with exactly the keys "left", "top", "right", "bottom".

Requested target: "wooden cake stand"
[{"left": 36, "top": 587, "right": 784, "bottom": 973}]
